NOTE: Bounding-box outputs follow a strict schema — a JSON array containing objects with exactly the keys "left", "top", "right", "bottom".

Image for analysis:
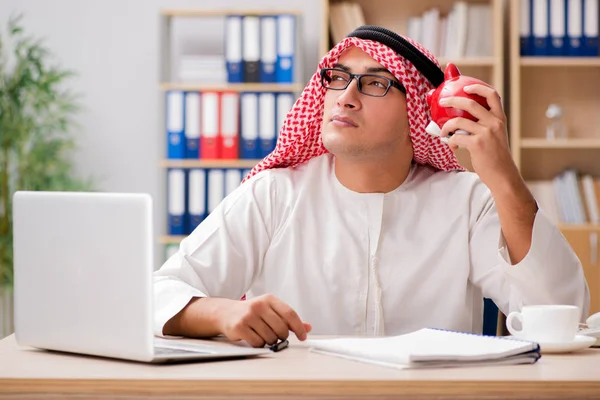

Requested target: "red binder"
[{"left": 200, "top": 91, "right": 221, "bottom": 159}]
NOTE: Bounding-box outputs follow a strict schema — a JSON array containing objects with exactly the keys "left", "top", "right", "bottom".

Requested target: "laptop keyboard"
[{"left": 154, "top": 346, "right": 211, "bottom": 356}]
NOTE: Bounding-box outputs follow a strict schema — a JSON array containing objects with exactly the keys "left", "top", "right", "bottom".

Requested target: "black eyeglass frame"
[{"left": 319, "top": 68, "right": 406, "bottom": 97}]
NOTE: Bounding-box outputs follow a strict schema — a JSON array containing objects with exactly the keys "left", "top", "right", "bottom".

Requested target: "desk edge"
[{"left": 1, "top": 379, "right": 600, "bottom": 397}]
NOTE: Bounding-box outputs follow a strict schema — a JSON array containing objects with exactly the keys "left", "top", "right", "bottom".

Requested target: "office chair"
[{"left": 483, "top": 298, "right": 499, "bottom": 336}]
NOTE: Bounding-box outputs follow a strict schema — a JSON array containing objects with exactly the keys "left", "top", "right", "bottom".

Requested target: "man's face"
[{"left": 321, "top": 47, "right": 412, "bottom": 162}]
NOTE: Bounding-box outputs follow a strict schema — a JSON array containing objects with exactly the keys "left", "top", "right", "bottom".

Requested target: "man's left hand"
[{"left": 438, "top": 84, "right": 521, "bottom": 192}]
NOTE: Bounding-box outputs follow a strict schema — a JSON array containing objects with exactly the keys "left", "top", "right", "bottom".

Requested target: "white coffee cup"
[{"left": 506, "top": 305, "right": 580, "bottom": 343}]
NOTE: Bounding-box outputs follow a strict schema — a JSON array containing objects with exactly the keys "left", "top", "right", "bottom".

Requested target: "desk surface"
[{"left": 1, "top": 335, "right": 600, "bottom": 400}]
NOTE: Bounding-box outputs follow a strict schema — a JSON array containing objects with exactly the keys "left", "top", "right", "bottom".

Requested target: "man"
[{"left": 154, "top": 26, "right": 589, "bottom": 348}]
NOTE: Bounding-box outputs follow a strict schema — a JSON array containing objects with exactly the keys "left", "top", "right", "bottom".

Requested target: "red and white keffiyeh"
[{"left": 244, "top": 36, "right": 465, "bottom": 182}]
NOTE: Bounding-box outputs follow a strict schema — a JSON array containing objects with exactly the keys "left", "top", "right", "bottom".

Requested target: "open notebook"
[{"left": 306, "top": 328, "right": 541, "bottom": 369}]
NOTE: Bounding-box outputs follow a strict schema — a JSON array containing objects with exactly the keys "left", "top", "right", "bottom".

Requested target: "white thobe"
[{"left": 153, "top": 153, "right": 590, "bottom": 337}]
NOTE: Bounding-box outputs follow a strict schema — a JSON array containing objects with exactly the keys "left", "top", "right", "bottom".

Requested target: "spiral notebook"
[{"left": 306, "top": 328, "right": 541, "bottom": 369}]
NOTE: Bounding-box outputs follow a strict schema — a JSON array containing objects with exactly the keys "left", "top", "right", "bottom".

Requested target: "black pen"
[{"left": 269, "top": 339, "right": 289, "bottom": 352}]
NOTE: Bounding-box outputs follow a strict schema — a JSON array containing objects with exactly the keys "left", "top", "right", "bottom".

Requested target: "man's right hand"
[
  {"left": 163, "top": 294, "right": 311, "bottom": 348},
  {"left": 217, "top": 294, "right": 312, "bottom": 347}
]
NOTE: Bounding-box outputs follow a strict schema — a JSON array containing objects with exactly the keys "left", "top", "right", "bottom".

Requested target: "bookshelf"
[
  {"left": 321, "top": 0, "right": 503, "bottom": 87},
  {"left": 159, "top": 9, "right": 303, "bottom": 253},
  {"left": 160, "top": 159, "right": 262, "bottom": 169},
  {"left": 160, "top": 235, "right": 187, "bottom": 245},
  {"left": 321, "top": 0, "right": 504, "bottom": 172},
  {"left": 520, "top": 138, "right": 600, "bottom": 149},
  {"left": 521, "top": 57, "right": 600, "bottom": 66},
  {"left": 509, "top": 0, "right": 600, "bottom": 316},
  {"left": 161, "top": 9, "right": 302, "bottom": 17},
  {"left": 159, "top": 83, "right": 303, "bottom": 92}
]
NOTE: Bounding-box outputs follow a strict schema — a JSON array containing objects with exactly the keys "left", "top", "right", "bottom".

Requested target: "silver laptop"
[{"left": 12, "top": 190, "right": 270, "bottom": 363}]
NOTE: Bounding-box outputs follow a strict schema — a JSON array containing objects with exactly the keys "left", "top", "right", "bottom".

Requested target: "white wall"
[{"left": 1, "top": 0, "right": 325, "bottom": 267}]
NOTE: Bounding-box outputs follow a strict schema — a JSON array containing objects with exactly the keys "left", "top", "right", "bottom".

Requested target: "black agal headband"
[{"left": 347, "top": 25, "right": 444, "bottom": 88}]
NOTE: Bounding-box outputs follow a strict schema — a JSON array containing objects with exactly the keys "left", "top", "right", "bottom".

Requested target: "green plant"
[{"left": 0, "top": 15, "right": 94, "bottom": 288}]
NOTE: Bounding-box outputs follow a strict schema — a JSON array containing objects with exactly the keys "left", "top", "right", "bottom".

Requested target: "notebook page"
[
  {"left": 407, "top": 328, "right": 538, "bottom": 361},
  {"left": 308, "top": 336, "right": 412, "bottom": 366},
  {"left": 307, "top": 328, "right": 539, "bottom": 367}
]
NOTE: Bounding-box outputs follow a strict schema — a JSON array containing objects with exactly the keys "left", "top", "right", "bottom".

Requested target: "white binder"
[
  {"left": 225, "top": 169, "right": 243, "bottom": 196},
  {"left": 207, "top": 169, "right": 225, "bottom": 214},
  {"left": 167, "top": 168, "right": 185, "bottom": 234},
  {"left": 568, "top": 0, "right": 583, "bottom": 55},
  {"left": 240, "top": 93, "right": 259, "bottom": 159},
  {"left": 184, "top": 92, "right": 200, "bottom": 158},
  {"left": 276, "top": 93, "right": 295, "bottom": 133},
  {"left": 259, "top": 92, "right": 276, "bottom": 157},
  {"left": 167, "top": 91, "right": 185, "bottom": 159},
  {"left": 533, "top": 0, "right": 549, "bottom": 55},
  {"left": 260, "top": 16, "right": 277, "bottom": 82},
  {"left": 188, "top": 169, "right": 206, "bottom": 232},
  {"left": 243, "top": 16, "right": 260, "bottom": 82},
  {"left": 225, "top": 15, "right": 243, "bottom": 82}
]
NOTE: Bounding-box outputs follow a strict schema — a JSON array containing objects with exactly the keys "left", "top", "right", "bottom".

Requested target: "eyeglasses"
[{"left": 319, "top": 68, "right": 406, "bottom": 97}]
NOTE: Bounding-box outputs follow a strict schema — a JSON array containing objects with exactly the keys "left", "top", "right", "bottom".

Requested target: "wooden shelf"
[
  {"left": 520, "top": 138, "right": 600, "bottom": 149},
  {"left": 160, "top": 9, "right": 301, "bottom": 17},
  {"left": 438, "top": 57, "right": 497, "bottom": 67},
  {"left": 558, "top": 224, "right": 600, "bottom": 232},
  {"left": 520, "top": 57, "right": 600, "bottom": 67},
  {"left": 160, "top": 159, "right": 261, "bottom": 169},
  {"left": 160, "top": 83, "right": 304, "bottom": 92},
  {"left": 510, "top": 0, "right": 600, "bottom": 316},
  {"left": 160, "top": 236, "right": 186, "bottom": 244}
]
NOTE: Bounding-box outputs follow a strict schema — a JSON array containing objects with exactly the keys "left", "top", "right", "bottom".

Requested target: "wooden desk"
[{"left": 0, "top": 335, "right": 600, "bottom": 399}]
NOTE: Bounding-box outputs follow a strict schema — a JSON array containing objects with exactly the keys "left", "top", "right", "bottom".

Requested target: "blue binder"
[
  {"left": 258, "top": 92, "right": 277, "bottom": 158},
  {"left": 260, "top": 16, "right": 277, "bottom": 82},
  {"left": 167, "top": 168, "right": 186, "bottom": 235},
  {"left": 549, "top": 0, "right": 568, "bottom": 56},
  {"left": 187, "top": 169, "right": 207, "bottom": 234},
  {"left": 243, "top": 16, "right": 261, "bottom": 82},
  {"left": 224, "top": 169, "right": 243, "bottom": 197},
  {"left": 521, "top": 0, "right": 534, "bottom": 55},
  {"left": 276, "top": 14, "right": 295, "bottom": 83},
  {"left": 184, "top": 92, "right": 200, "bottom": 159},
  {"left": 583, "top": 0, "right": 599, "bottom": 56},
  {"left": 532, "top": 0, "right": 550, "bottom": 55},
  {"left": 240, "top": 93, "right": 260, "bottom": 159},
  {"left": 166, "top": 91, "right": 185, "bottom": 159},
  {"left": 225, "top": 15, "right": 244, "bottom": 83},
  {"left": 207, "top": 169, "right": 225, "bottom": 218},
  {"left": 566, "top": 0, "right": 585, "bottom": 55}
]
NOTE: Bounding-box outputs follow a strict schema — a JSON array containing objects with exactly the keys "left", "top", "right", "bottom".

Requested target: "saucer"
[{"left": 522, "top": 335, "right": 597, "bottom": 354}]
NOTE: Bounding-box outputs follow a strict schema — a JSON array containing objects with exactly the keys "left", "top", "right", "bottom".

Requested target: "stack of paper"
[
  {"left": 307, "top": 328, "right": 541, "bottom": 369},
  {"left": 179, "top": 55, "right": 227, "bottom": 83}
]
